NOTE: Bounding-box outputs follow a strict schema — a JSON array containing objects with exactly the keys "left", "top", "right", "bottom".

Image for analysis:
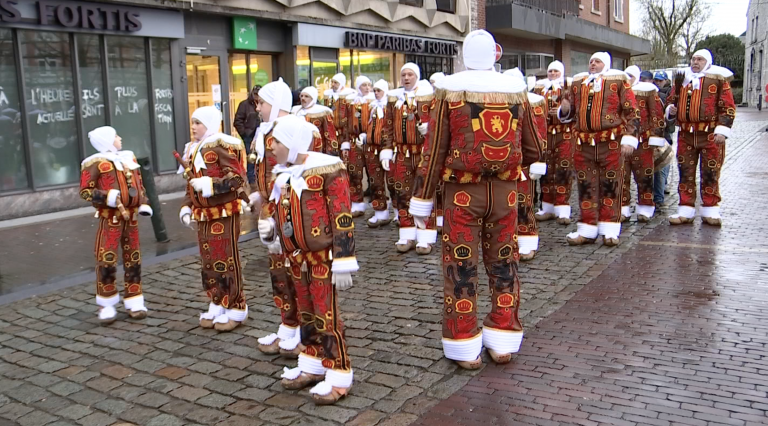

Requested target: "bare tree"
[
  {"left": 681, "top": 3, "right": 711, "bottom": 61},
  {"left": 637, "top": 0, "right": 708, "bottom": 66}
]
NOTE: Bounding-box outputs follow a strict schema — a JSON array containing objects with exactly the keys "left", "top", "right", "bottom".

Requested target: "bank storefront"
[
  {"left": 294, "top": 24, "right": 457, "bottom": 95},
  {"left": 0, "top": 0, "right": 184, "bottom": 196}
]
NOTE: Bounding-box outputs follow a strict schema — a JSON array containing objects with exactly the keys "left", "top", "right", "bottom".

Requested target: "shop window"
[
  {"left": 0, "top": 29, "right": 28, "bottom": 191},
  {"left": 404, "top": 54, "right": 453, "bottom": 84},
  {"left": 76, "top": 34, "right": 106, "bottom": 157},
  {"left": 186, "top": 54, "right": 222, "bottom": 132},
  {"left": 436, "top": 0, "right": 455, "bottom": 13},
  {"left": 229, "top": 53, "right": 248, "bottom": 138},
  {"left": 525, "top": 54, "right": 541, "bottom": 71},
  {"left": 297, "top": 46, "right": 310, "bottom": 89},
  {"left": 339, "top": 49, "right": 352, "bottom": 90},
  {"left": 20, "top": 30, "right": 79, "bottom": 188},
  {"left": 613, "top": 57, "right": 625, "bottom": 71},
  {"left": 106, "top": 36, "right": 152, "bottom": 161},
  {"left": 500, "top": 54, "right": 520, "bottom": 72},
  {"left": 354, "top": 51, "right": 393, "bottom": 87},
  {"left": 150, "top": 39, "right": 177, "bottom": 172},
  {"left": 250, "top": 55, "right": 273, "bottom": 87},
  {"left": 571, "top": 51, "right": 591, "bottom": 74}
]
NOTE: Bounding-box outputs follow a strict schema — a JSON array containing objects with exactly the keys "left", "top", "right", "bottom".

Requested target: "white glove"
[
  {"left": 106, "top": 190, "right": 120, "bottom": 208},
  {"left": 190, "top": 177, "right": 214, "bottom": 198},
  {"left": 179, "top": 206, "right": 195, "bottom": 229},
  {"left": 340, "top": 142, "right": 351, "bottom": 151},
  {"left": 529, "top": 173, "right": 542, "bottom": 181},
  {"left": 258, "top": 219, "right": 275, "bottom": 242},
  {"left": 417, "top": 122, "right": 428, "bottom": 136},
  {"left": 414, "top": 216, "right": 428, "bottom": 230},
  {"left": 138, "top": 204, "right": 153, "bottom": 217},
  {"left": 332, "top": 272, "right": 354, "bottom": 291},
  {"left": 357, "top": 133, "right": 367, "bottom": 147},
  {"left": 379, "top": 149, "right": 393, "bottom": 172}
]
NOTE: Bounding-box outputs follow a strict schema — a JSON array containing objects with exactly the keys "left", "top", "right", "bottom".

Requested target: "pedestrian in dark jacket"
[
  {"left": 653, "top": 72, "right": 674, "bottom": 204},
  {"left": 234, "top": 85, "right": 261, "bottom": 184}
]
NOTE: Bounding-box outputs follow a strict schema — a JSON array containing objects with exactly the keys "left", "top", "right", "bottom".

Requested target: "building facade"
[
  {"left": 745, "top": 0, "right": 766, "bottom": 108},
  {"left": 0, "top": 0, "right": 469, "bottom": 219},
  {"left": 486, "top": 0, "right": 650, "bottom": 80}
]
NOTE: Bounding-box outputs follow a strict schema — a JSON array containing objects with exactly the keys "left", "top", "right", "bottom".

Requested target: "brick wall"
[
  {"left": 578, "top": 0, "right": 629, "bottom": 34},
  {"left": 471, "top": 0, "right": 486, "bottom": 30}
]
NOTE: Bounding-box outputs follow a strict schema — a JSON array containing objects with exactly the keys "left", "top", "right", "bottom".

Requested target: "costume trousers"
[
  {"left": 387, "top": 150, "right": 436, "bottom": 229},
  {"left": 363, "top": 145, "right": 388, "bottom": 211},
  {"left": 540, "top": 131, "right": 575, "bottom": 208},
  {"left": 441, "top": 180, "right": 523, "bottom": 361},
  {"left": 677, "top": 131, "right": 725, "bottom": 208},
  {"left": 95, "top": 215, "right": 142, "bottom": 300},
  {"left": 197, "top": 215, "right": 246, "bottom": 311},
  {"left": 517, "top": 169, "right": 537, "bottom": 238},
  {"left": 271, "top": 253, "right": 300, "bottom": 328},
  {"left": 621, "top": 141, "right": 656, "bottom": 208},
  {"left": 346, "top": 145, "right": 366, "bottom": 204},
  {"left": 574, "top": 141, "right": 625, "bottom": 228},
  {"left": 290, "top": 250, "right": 351, "bottom": 372}
]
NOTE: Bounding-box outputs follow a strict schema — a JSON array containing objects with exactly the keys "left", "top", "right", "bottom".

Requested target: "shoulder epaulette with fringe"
[
  {"left": 302, "top": 161, "right": 346, "bottom": 178},
  {"left": 435, "top": 88, "right": 528, "bottom": 105},
  {"left": 202, "top": 137, "right": 244, "bottom": 151},
  {"left": 304, "top": 111, "right": 332, "bottom": 119},
  {"left": 415, "top": 94, "right": 435, "bottom": 102}
]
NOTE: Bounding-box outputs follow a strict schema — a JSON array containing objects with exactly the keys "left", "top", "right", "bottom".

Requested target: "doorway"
[{"left": 186, "top": 54, "right": 224, "bottom": 133}]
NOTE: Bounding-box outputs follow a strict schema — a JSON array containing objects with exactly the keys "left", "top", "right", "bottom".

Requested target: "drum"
[{"left": 653, "top": 143, "right": 674, "bottom": 172}]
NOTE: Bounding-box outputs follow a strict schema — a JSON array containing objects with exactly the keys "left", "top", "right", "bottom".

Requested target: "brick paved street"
[{"left": 0, "top": 110, "right": 766, "bottom": 426}]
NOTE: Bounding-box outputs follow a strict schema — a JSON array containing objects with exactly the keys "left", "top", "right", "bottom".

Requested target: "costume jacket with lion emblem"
[
  {"left": 80, "top": 151, "right": 148, "bottom": 218},
  {"left": 666, "top": 66, "right": 736, "bottom": 136},
  {"left": 631, "top": 82, "right": 666, "bottom": 144}
]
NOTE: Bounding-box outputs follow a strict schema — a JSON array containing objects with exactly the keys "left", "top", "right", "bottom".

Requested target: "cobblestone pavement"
[
  {"left": 413, "top": 113, "right": 768, "bottom": 425},
  {"left": 0, "top": 112, "right": 765, "bottom": 426}
]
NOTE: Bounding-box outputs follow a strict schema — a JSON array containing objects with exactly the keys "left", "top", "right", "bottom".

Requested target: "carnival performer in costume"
[
  {"left": 666, "top": 49, "right": 735, "bottom": 226},
  {"left": 382, "top": 64, "right": 438, "bottom": 254},
  {"left": 345, "top": 76, "right": 376, "bottom": 217},
  {"left": 504, "top": 68, "right": 549, "bottom": 261},
  {"left": 259, "top": 114, "right": 357, "bottom": 405},
  {"left": 534, "top": 60, "right": 575, "bottom": 225},
  {"left": 410, "top": 30, "right": 545, "bottom": 369},
  {"left": 80, "top": 126, "right": 152, "bottom": 324},
  {"left": 291, "top": 86, "right": 340, "bottom": 156},
  {"left": 364, "top": 79, "right": 393, "bottom": 228},
  {"left": 323, "top": 73, "right": 356, "bottom": 153},
  {"left": 620, "top": 66, "right": 666, "bottom": 222},
  {"left": 178, "top": 106, "right": 250, "bottom": 332},
  {"left": 558, "top": 52, "right": 640, "bottom": 246},
  {"left": 248, "top": 79, "right": 306, "bottom": 355}
]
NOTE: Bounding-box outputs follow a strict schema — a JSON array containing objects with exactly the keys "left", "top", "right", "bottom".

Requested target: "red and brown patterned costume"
[
  {"left": 383, "top": 85, "right": 437, "bottom": 251},
  {"left": 559, "top": 69, "right": 639, "bottom": 242},
  {"left": 666, "top": 62, "right": 736, "bottom": 222},
  {"left": 270, "top": 154, "right": 358, "bottom": 392},
  {"left": 179, "top": 133, "right": 249, "bottom": 323},
  {"left": 345, "top": 92, "right": 376, "bottom": 215},
  {"left": 409, "top": 69, "right": 544, "bottom": 363},
  {"left": 364, "top": 93, "right": 394, "bottom": 222},
  {"left": 533, "top": 77, "right": 575, "bottom": 221},
  {"left": 517, "top": 93, "right": 549, "bottom": 258},
  {"left": 621, "top": 81, "right": 666, "bottom": 220},
  {"left": 80, "top": 151, "right": 151, "bottom": 312},
  {"left": 323, "top": 87, "right": 355, "bottom": 149},
  {"left": 292, "top": 105, "right": 341, "bottom": 157}
]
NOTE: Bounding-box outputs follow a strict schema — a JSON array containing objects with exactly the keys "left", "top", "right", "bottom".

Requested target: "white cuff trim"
[
  {"left": 123, "top": 295, "right": 147, "bottom": 312},
  {"left": 107, "top": 189, "right": 120, "bottom": 208},
  {"left": 636, "top": 205, "right": 655, "bottom": 218},
  {"left": 200, "top": 177, "right": 214, "bottom": 198},
  {"left": 399, "top": 227, "right": 416, "bottom": 241},
  {"left": 416, "top": 228, "right": 437, "bottom": 245},
  {"left": 409, "top": 198, "right": 434, "bottom": 218},
  {"left": 96, "top": 294, "right": 120, "bottom": 308},
  {"left": 540, "top": 202, "right": 555, "bottom": 214},
  {"left": 700, "top": 206, "right": 721, "bottom": 219},
  {"left": 518, "top": 235, "right": 539, "bottom": 254},
  {"left": 621, "top": 135, "right": 639, "bottom": 149},
  {"left": 554, "top": 204, "right": 570, "bottom": 218},
  {"left": 677, "top": 205, "right": 696, "bottom": 218},
  {"left": 482, "top": 327, "right": 524, "bottom": 354},
  {"left": 297, "top": 353, "right": 327, "bottom": 375},
  {"left": 379, "top": 149, "right": 393, "bottom": 162},
  {"left": 529, "top": 162, "right": 547, "bottom": 176},
  {"left": 442, "top": 333, "right": 483, "bottom": 362},
  {"left": 226, "top": 306, "right": 248, "bottom": 322},
  {"left": 278, "top": 334, "right": 302, "bottom": 350},
  {"left": 374, "top": 209, "right": 390, "bottom": 221},
  {"left": 278, "top": 324, "right": 298, "bottom": 341},
  {"left": 323, "top": 369, "right": 353, "bottom": 389},
  {"left": 664, "top": 105, "right": 675, "bottom": 121},
  {"left": 598, "top": 221, "right": 621, "bottom": 239},
  {"left": 575, "top": 222, "right": 598, "bottom": 239},
  {"left": 648, "top": 137, "right": 666, "bottom": 147},
  {"left": 714, "top": 125, "right": 731, "bottom": 139},
  {"left": 257, "top": 333, "right": 279, "bottom": 345},
  {"left": 351, "top": 202, "right": 367, "bottom": 213},
  {"left": 621, "top": 206, "right": 631, "bottom": 217},
  {"left": 556, "top": 106, "right": 573, "bottom": 123},
  {"left": 340, "top": 142, "right": 351, "bottom": 150},
  {"left": 260, "top": 218, "right": 277, "bottom": 245},
  {"left": 200, "top": 303, "right": 224, "bottom": 321},
  {"left": 267, "top": 240, "right": 283, "bottom": 255},
  {"left": 138, "top": 204, "right": 153, "bottom": 217},
  {"left": 436, "top": 216, "right": 443, "bottom": 227},
  {"left": 331, "top": 257, "right": 359, "bottom": 273}
]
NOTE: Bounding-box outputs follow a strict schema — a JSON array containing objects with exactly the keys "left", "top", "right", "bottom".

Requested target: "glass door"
[{"left": 186, "top": 54, "right": 223, "bottom": 133}]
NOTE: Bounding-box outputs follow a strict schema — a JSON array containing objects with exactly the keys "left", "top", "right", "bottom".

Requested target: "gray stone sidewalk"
[{"left": 0, "top": 112, "right": 764, "bottom": 426}]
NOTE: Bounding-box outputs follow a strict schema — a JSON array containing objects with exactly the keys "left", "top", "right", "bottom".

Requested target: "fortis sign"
[
  {"left": 345, "top": 31, "right": 458, "bottom": 57},
  {"left": 0, "top": 0, "right": 142, "bottom": 32}
]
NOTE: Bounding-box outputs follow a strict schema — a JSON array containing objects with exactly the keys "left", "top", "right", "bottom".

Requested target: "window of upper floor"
[
  {"left": 399, "top": 0, "right": 424, "bottom": 7},
  {"left": 613, "top": 0, "right": 624, "bottom": 22},
  {"left": 592, "top": 0, "right": 601, "bottom": 14},
  {"left": 436, "top": 0, "right": 456, "bottom": 13}
]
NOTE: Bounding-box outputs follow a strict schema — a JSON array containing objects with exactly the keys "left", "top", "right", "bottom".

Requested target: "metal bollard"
[{"left": 137, "top": 157, "right": 170, "bottom": 243}]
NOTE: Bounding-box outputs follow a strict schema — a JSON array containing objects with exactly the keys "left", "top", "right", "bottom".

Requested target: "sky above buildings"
[{"left": 630, "top": 0, "right": 750, "bottom": 38}]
